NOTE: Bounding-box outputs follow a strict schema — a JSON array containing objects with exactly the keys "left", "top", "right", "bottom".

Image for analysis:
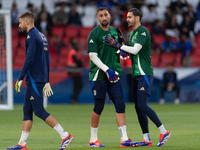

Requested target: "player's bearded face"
[
  {"left": 126, "top": 12, "right": 136, "bottom": 27},
  {"left": 19, "top": 18, "right": 27, "bottom": 32},
  {"left": 97, "top": 10, "right": 110, "bottom": 27}
]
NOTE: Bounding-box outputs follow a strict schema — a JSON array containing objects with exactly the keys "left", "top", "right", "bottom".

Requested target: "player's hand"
[
  {"left": 105, "top": 69, "right": 119, "bottom": 83},
  {"left": 15, "top": 80, "right": 23, "bottom": 94},
  {"left": 120, "top": 50, "right": 129, "bottom": 60},
  {"left": 105, "top": 35, "right": 122, "bottom": 49},
  {"left": 43, "top": 83, "right": 53, "bottom": 98}
]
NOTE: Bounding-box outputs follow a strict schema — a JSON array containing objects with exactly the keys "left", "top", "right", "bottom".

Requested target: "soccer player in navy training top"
[{"left": 7, "top": 12, "right": 72, "bottom": 150}]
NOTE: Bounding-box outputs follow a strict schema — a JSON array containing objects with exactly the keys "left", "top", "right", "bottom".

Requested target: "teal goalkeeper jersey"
[
  {"left": 128, "top": 25, "right": 153, "bottom": 78},
  {"left": 87, "top": 25, "right": 122, "bottom": 81}
]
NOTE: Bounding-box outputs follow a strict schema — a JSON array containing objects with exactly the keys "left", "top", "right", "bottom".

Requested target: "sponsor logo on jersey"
[
  {"left": 141, "top": 32, "right": 146, "bottom": 36},
  {"left": 27, "top": 35, "right": 30, "bottom": 39},
  {"left": 30, "top": 96, "right": 34, "bottom": 100},
  {"left": 93, "top": 90, "right": 97, "bottom": 96},
  {"left": 89, "top": 39, "right": 94, "bottom": 43},
  {"left": 139, "top": 87, "right": 145, "bottom": 91}
]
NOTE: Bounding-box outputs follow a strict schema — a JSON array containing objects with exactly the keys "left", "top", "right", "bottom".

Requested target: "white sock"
[
  {"left": 143, "top": 133, "right": 150, "bottom": 142},
  {"left": 158, "top": 124, "right": 166, "bottom": 134},
  {"left": 118, "top": 125, "right": 128, "bottom": 142},
  {"left": 53, "top": 123, "right": 68, "bottom": 139},
  {"left": 18, "top": 131, "right": 29, "bottom": 145},
  {"left": 90, "top": 127, "right": 98, "bottom": 142}
]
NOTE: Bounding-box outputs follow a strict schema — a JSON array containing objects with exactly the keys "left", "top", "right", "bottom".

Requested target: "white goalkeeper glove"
[
  {"left": 15, "top": 80, "right": 23, "bottom": 94},
  {"left": 43, "top": 83, "right": 53, "bottom": 98}
]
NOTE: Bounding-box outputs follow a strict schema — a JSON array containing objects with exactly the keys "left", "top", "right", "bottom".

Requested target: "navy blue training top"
[{"left": 18, "top": 27, "right": 50, "bottom": 83}]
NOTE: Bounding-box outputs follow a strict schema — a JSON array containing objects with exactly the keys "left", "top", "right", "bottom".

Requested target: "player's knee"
[
  {"left": 115, "top": 103, "right": 125, "bottom": 113},
  {"left": 93, "top": 104, "right": 104, "bottom": 115},
  {"left": 112, "top": 96, "right": 125, "bottom": 113},
  {"left": 34, "top": 108, "right": 50, "bottom": 121},
  {"left": 23, "top": 108, "right": 33, "bottom": 121},
  {"left": 23, "top": 114, "right": 33, "bottom": 121},
  {"left": 93, "top": 98, "right": 105, "bottom": 115}
]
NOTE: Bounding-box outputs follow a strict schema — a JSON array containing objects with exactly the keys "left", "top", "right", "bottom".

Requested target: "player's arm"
[
  {"left": 15, "top": 34, "right": 37, "bottom": 94},
  {"left": 43, "top": 42, "right": 53, "bottom": 98},
  {"left": 89, "top": 52, "right": 119, "bottom": 83},
  {"left": 105, "top": 35, "right": 142, "bottom": 55},
  {"left": 120, "top": 44, "right": 142, "bottom": 55},
  {"left": 18, "top": 35, "right": 36, "bottom": 81}
]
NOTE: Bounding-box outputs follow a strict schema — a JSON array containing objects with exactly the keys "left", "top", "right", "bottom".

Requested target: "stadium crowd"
[{"left": 1, "top": 0, "right": 200, "bottom": 68}]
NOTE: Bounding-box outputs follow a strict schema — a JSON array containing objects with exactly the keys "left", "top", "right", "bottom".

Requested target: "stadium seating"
[
  {"left": 159, "top": 53, "right": 175, "bottom": 67},
  {"left": 19, "top": 36, "right": 26, "bottom": 48},
  {"left": 12, "top": 55, "right": 25, "bottom": 70},
  {"left": 65, "top": 26, "right": 79, "bottom": 38},
  {"left": 11, "top": 26, "right": 19, "bottom": 38},
  {"left": 174, "top": 53, "right": 182, "bottom": 67},
  {"left": 51, "top": 26, "right": 65, "bottom": 37},
  {"left": 192, "top": 54, "right": 200, "bottom": 66},
  {"left": 151, "top": 54, "right": 160, "bottom": 67},
  {"left": 79, "top": 27, "right": 94, "bottom": 38},
  {"left": 152, "top": 34, "right": 165, "bottom": 45}
]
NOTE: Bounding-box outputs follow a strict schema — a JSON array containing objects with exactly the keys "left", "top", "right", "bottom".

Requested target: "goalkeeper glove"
[
  {"left": 116, "top": 28, "right": 126, "bottom": 45},
  {"left": 105, "top": 69, "right": 119, "bottom": 83},
  {"left": 116, "top": 29, "right": 129, "bottom": 59},
  {"left": 105, "top": 35, "right": 122, "bottom": 49},
  {"left": 43, "top": 83, "right": 54, "bottom": 98},
  {"left": 120, "top": 50, "right": 129, "bottom": 60},
  {"left": 15, "top": 80, "right": 23, "bottom": 94}
]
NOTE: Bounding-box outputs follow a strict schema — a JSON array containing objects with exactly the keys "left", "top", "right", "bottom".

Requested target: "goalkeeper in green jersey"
[
  {"left": 87, "top": 7, "right": 139, "bottom": 147},
  {"left": 105, "top": 8, "right": 171, "bottom": 147}
]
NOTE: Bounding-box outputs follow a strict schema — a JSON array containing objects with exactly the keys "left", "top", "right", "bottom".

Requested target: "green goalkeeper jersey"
[
  {"left": 128, "top": 25, "right": 153, "bottom": 78},
  {"left": 87, "top": 25, "right": 122, "bottom": 81}
]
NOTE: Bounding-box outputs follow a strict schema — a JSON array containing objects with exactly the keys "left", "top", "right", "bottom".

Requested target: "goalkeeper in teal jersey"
[
  {"left": 105, "top": 8, "right": 171, "bottom": 147},
  {"left": 87, "top": 7, "right": 139, "bottom": 147}
]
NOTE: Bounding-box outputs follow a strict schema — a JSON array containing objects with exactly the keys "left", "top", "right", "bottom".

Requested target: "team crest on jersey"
[{"left": 27, "top": 35, "right": 30, "bottom": 39}]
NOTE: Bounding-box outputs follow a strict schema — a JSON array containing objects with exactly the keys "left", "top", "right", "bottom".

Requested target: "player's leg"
[
  {"left": 89, "top": 80, "right": 107, "bottom": 147},
  {"left": 7, "top": 83, "right": 33, "bottom": 150},
  {"left": 136, "top": 75, "right": 171, "bottom": 147},
  {"left": 132, "top": 78, "right": 151, "bottom": 146},
  {"left": 30, "top": 83, "right": 72, "bottom": 150},
  {"left": 109, "top": 80, "right": 139, "bottom": 147}
]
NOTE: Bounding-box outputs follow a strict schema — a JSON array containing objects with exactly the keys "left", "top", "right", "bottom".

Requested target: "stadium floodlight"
[{"left": 0, "top": 10, "right": 13, "bottom": 110}]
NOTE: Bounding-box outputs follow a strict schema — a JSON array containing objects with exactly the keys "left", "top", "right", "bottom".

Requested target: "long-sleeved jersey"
[{"left": 18, "top": 27, "right": 50, "bottom": 83}]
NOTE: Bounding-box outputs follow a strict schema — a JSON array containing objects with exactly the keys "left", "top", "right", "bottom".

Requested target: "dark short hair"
[
  {"left": 128, "top": 8, "right": 143, "bottom": 21},
  {"left": 19, "top": 12, "right": 35, "bottom": 22},
  {"left": 97, "top": 7, "right": 109, "bottom": 14}
]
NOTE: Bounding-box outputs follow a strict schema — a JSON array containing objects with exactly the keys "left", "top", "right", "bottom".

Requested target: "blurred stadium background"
[{"left": 0, "top": 0, "right": 200, "bottom": 104}]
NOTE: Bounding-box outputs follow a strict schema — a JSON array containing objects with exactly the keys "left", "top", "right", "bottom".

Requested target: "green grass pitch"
[{"left": 1, "top": 103, "right": 200, "bottom": 150}]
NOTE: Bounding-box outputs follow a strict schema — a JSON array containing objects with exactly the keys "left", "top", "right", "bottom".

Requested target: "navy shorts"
[
  {"left": 90, "top": 79, "right": 123, "bottom": 99},
  {"left": 23, "top": 82, "right": 48, "bottom": 121},
  {"left": 131, "top": 75, "right": 153, "bottom": 96}
]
